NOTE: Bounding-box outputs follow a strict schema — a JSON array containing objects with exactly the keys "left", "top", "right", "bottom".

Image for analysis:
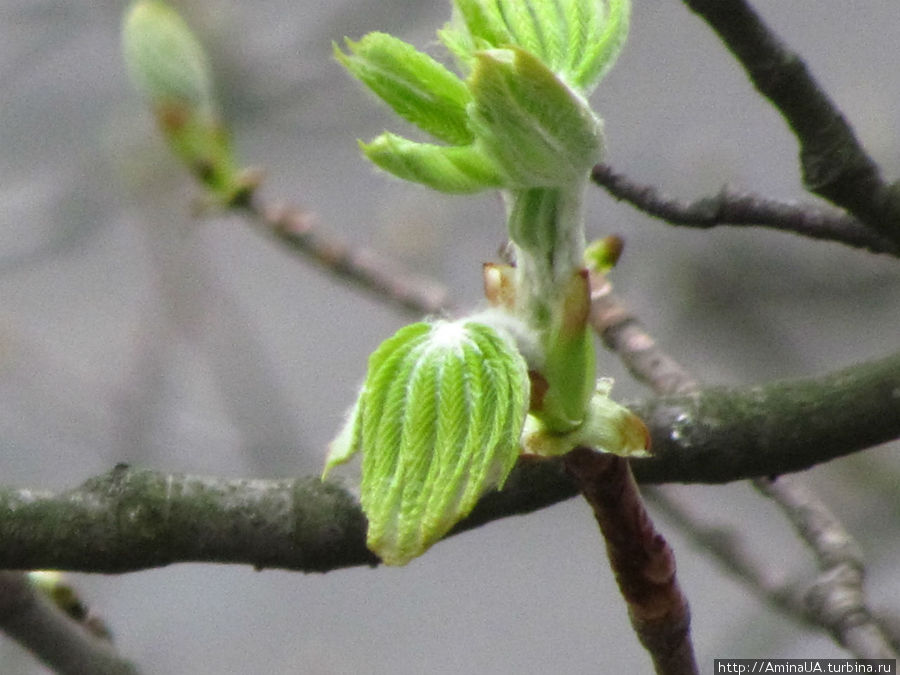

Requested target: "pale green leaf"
[
  {"left": 322, "top": 398, "right": 362, "bottom": 478},
  {"left": 559, "top": 0, "right": 600, "bottom": 83},
  {"left": 335, "top": 32, "right": 473, "bottom": 145},
  {"left": 361, "top": 133, "right": 504, "bottom": 193},
  {"left": 468, "top": 47, "right": 603, "bottom": 186},
  {"left": 572, "top": 0, "right": 630, "bottom": 93},
  {"left": 452, "top": 0, "right": 514, "bottom": 50},
  {"left": 353, "top": 319, "right": 529, "bottom": 565},
  {"left": 437, "top": 24, "right": 477, "bottom": 72}
]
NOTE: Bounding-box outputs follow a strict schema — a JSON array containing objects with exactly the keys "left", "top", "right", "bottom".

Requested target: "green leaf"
[
  {"left": 468, "top": 47, "right": 603, "bottom": 187},
  {"left": 571, "top": 0, "right": 630, "bottom": 93},
  {"left": 440, "top": 0, "right": 629, "bottom": 95},
  {"left": 338, "top": 319, "right": 529, "bottom": 566},
  {"left": 538, "top": 271, "right": 596, "bottom": 432},
  {"left": 451, "top": 0, "right": 515, "bottom": 51},
  {"left": 322, "top": 398, "right": 362, "bottom": 478},
  {"left": 361, "top": 133, "right": 504, "bottom": 193},
  {"left": 335, "top": 33, "right": 474, "bottom": 146},
  {"left": 436, "top": 23, "right": 477, "bottom": 73}
]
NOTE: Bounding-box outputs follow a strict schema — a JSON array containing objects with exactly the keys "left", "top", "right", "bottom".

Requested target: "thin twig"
[
  {"left": 680, "top": 0, "right": 900, "bottom": 245},
  {"left": 565, "top": 449, "right": 698, "bottom": 675},
  {"left": 0, "top": 572, "right": 139, "bottom": 675},
  {"left": 591, "top": 164, "right": 899, "bottom": 257},
  {"left": 236, "top": 195, "right": 453, "bottom": 316},
  {"left": 588, "top": 271, "right": 898, "bottom": 659},
  {"left": 755, "top": 475, "right": 898, "bottom": 658},
  {"left": 588, "top": 272, "right": 700, "bottom": 396}
]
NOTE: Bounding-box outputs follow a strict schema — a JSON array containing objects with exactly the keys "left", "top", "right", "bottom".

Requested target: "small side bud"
[
  {"left": 483, "top": 262, "right": 517, "bottom": 309},
  {"left": 585, "top": 235, "right": 625, "bottom": 273},
  {"left": 521, "top": 379, "right": 650, "bottom": 459}
]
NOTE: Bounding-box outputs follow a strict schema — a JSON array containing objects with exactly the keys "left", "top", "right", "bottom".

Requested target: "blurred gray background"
[{"left": 2, "top": 1, "right": 900, "bottom": 672}]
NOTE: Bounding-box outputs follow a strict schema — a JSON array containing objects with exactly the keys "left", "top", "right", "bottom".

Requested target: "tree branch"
[
  {"left": 0, "top": 572, "right": 139, "bottom": 675},
  {"left": 680, "top": 0, "right": 900, "bottom": 245},
  {"left": 591, "top": 164, "right": 899, "bottom": 257},
  {"left": 565, "top": 449, "right": 698, "bottom": 675},
  {"left": 0, "top": 349, "right": 895, "bottom": 574},
  {"left": 589, "top": 272, "right": 898, "bottom": 658},
  {"left": 630, "top": 350, "right": 900, "bottom": 484},
  {"left": 755, "top": 475, "right": 898, "bottom": 658},
  {"left": 236, "top": 195, "right": 453, "bottom": 316}
]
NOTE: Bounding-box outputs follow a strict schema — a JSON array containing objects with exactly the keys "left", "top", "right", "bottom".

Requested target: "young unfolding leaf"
[
  {"left": 467, "top": 46, "right": 603, "bottom": 188},
  {"left": 329, "top": 0, "right": 643, "bottom": 567},
  {"left": 361, "top": 134, "right": 504, "bottom": 193},
  {"left": 325, "top": 320, "right": 530, "bottom": 566},
  {"left": 571, "top": 0, "right": 630, "bottom": 93},
  {"left": 439, "top": 0, "right": 630, "bottom": 94},
  {"left": 335, "top": 33, "right": 474, "bottom": 146},
  {"left": 122, "top": 0, "right": 214, "bottom": 116},
  {"left": 336, "top": 0, "right": 627, "bottom": 194}
]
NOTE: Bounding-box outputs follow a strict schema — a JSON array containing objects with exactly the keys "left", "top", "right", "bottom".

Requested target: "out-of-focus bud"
[{"left": 122, "top": 1, "right": 250, "bottom": 203}]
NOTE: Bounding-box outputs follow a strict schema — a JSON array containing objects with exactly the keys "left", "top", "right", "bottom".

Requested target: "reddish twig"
[
  {"left": 564, "top": 449, "right": 698, "bottom": 675},
  {"left": 572, "top": 269, "right": 700, "bottom": 672}
]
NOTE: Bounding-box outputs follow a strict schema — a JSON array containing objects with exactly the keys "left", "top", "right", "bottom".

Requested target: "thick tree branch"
[
  {"left": 0, "top": 572, "right": 139, "bottom": 675},
  {"left": 0, "top": 468, "right": 377, "bottom": 574},
  {"left": 630, "top": 350, "right": 900, "bottom": 484},
  {"left": 0, "top": 350, "right": 895, "bottom": 574},
  {"left": 590, "top": 278, "right": 900, "bottom": 483},
  {"left": 591, "top": 164, "right": 899, "bottom": 257},
  {"left": 680, "top": 0, "right": 900, "bottom": 244}
]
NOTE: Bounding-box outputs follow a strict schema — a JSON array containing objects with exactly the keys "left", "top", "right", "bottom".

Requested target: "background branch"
[
  {"left": 591, "top": 164, "right": 899, "bottom": 257},
  {"left": 680, "top": 0, "right": 900, "bottom": 244},
  {"left": 755, "top": 476, "right": 898, "bottom": 658},
  {"left": 643, "top": 488, "right": 811, "bottom": 622},
  {"left": 0, "top": 572, "right": 139, "bottom": 675}
]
